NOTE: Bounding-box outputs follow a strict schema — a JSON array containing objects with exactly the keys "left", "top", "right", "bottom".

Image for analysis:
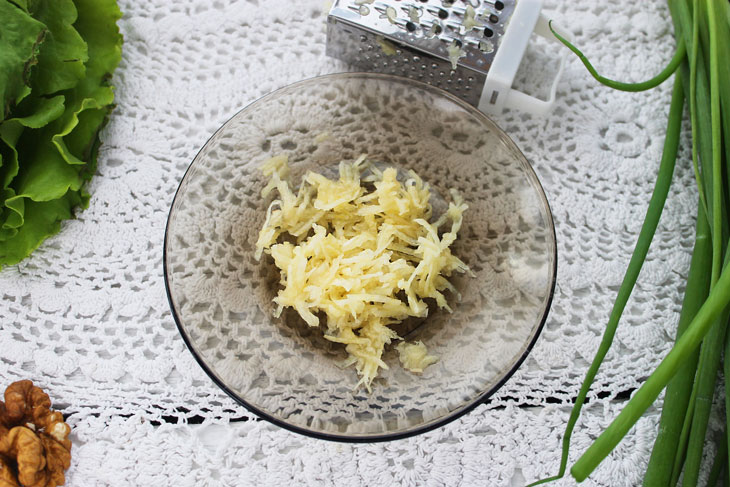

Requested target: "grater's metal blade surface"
[{"left": 326, "top": 0, "right": 517, "bottom": 107}]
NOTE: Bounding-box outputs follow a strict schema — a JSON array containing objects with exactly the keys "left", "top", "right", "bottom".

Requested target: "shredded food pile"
[{"left": 255, "top": 154, "right": 470, "bottom": 391}]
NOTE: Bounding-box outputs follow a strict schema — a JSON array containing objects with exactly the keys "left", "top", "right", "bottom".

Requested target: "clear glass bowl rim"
[{"left": 163, "top": 72, "right": 558, "bottom": 443}]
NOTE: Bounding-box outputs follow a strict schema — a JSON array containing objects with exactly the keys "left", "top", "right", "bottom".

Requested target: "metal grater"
[{"left": 326, "top": 0, "right": 568, "bottom": 116}]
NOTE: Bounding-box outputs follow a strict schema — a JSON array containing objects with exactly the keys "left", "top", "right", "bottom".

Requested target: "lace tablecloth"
[{"left": 0, "top": 0, "right": 697, "bottom": 485}]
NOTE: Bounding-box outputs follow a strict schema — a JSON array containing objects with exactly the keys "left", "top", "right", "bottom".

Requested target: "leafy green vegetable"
[
  {"left": 29, "top": 0, "right": 88, "bottom": 96},
  {"left": 0, "top": 94, "right": 66, "bottom": 187},
  {"left": 1, "top": 192, "right": 83, "bottom": 264},
  {"left": 0, "top": 1, "right": 45, "bottom": 117},
  {"left": 0, "top": 0, "right": 122, "bottom": 267}
]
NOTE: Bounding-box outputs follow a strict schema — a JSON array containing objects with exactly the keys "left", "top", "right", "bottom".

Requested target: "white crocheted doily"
[{"left": 0, "top": 0, "right": 701, "bottom": 485}]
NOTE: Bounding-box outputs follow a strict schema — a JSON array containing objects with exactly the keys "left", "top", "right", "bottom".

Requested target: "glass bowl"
[{"left": 164, "top": 73, "right": 556, "bottom": 441}]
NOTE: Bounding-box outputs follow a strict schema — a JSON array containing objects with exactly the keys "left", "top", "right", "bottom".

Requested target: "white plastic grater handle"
[{"left": 478, "top": 0, "right": 571, "bottom": 117}]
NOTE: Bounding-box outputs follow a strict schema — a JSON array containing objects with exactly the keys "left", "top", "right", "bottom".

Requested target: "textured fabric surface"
[{"left": 0, "top": 0, "right": 700, "bottom": 485}]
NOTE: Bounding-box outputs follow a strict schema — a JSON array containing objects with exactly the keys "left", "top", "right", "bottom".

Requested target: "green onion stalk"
[{"left": 530, "top": 1, "right": 730, "bottom": 484}]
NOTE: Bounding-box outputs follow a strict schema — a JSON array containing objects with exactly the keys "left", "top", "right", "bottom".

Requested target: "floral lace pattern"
[{"left": 0, "top": 0, "right": 697, "bottom": 485}]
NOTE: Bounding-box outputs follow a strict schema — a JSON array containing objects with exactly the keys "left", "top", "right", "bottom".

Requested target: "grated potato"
[
  {"left": 255, "top": 154, "right": 470, "bottom": 391},
  {"left": 376, "top": 36, "right": 397, "bottom": 56},
  {"left": 462, "top": 5, "right": 482, "bottom": 31},
  {"left": 447, "top": 41, "right": 466, "bottom": 70},
  {"left": 396, "top": 340, "right": 439, "bottom": 373}
]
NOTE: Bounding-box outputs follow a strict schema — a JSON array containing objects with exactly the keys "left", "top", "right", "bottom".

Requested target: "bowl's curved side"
[{"left": 163, "top": 72, "right": 557, "bottom": 442}]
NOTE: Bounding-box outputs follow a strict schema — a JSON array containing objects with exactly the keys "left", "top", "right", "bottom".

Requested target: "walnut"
[
  {"left": 0, "top": 381, "right": 71, "bottom": 487},
  {"left": 1, "top": 456, "right": 20, "bottom": 487}
]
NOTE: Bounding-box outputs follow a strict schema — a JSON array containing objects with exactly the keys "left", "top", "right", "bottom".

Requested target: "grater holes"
[
  {"left": 494, "top": 1, "right": 504, "bottom": 10},
  {"left": 420, "top": 21, "right": 439, "bottom": 37},
  {"left": 444, "top": 22, "right": 460, "bottom": 33},
  {"left": 488, "top": 14, "right": 499, "bottom": 23},
  {"left": 483, "top": 27, "right": 493, "bottom": 38}
]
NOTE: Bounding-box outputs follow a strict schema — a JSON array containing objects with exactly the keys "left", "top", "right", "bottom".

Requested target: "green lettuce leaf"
[
  {"left": 7, "top": 0, "right": 30, "bottom": 11},
  {"left": 52, "top": 87, "right": 114, "bottom": 166},
  {"left": 0, "top": 0, "right": 122, "bottom": 268},
  {"left": 4, "top": 92, "right": 66, "bottom": 129},
  {"left": 47, "top": 0, "right": 121, "bottom": 170},
  {"left": 0, "top": 94, "right": 65, "bottom": 193},
  {"left": 27, "top": 0, "right": 88, "bottom": 96},
  {"left": 0, "top": 190, "right": 84, "bottom": 265},
  {"left": 0, "top": 187, "right": 23, "bottom": 240},
  {"left": 0, "top": 94, "right": 66, "bottom": 241},
  {"left": 8, "top": 131, "right": 83, "bottom": 201},
  {"left": 0, "top": 1, "right": 47, "bottom": 118},
  {"left": 72, "top": 0, "right": 123, "bottom": 86}
]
